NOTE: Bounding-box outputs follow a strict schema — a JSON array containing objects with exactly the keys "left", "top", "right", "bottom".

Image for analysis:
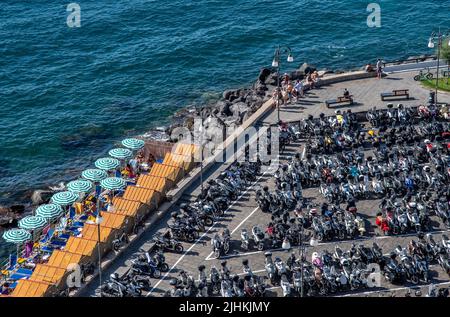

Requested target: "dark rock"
[
  {"left": 298, "top": 63, "right": 316, "bottom": 75},
  {"left": 230, "top": 102, "right": 249, "bottom": 118},
  {"left": 10, "top": 205, "right": 25, "bottom": 214},
  {"left": 265, "top": 73, "right": 278, "bottom": 86},
  {"left": 258, "top": 68, "right": 272, "bottom": 83},
  {"left": 228, "top": 94, "right": 239, "bottom": 102},
  {"left": 289, "top": 71, "right": 305, "bottom": 81},
  {"left": 218, "top": 100, "right": 233, "bottom": 117},
  {"left": 223, "top": 90, "right": 234, "bottom": 100},
  {"left": 232, "top": 96, "right": 246, "bottom": 104},
  {"left": 31, "top": 189, "right": 53, "bottom": 205},
  {"left": 253, "top": 81, "right": 268, "bottom": 92}
]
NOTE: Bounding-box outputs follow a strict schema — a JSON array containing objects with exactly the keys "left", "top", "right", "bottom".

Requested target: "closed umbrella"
[
  {"left": 109, "top": 148, "right": 132, "bottom": 160},
  {"left": 81, "top": 169, "right": 108, "bottom": 182},
  {"left": 35, "top": 203, "right": 64, "bottom": 220},
  {"left": 3, "top": 229, "right": 32, "bottom": 258},
  {"left": 100, "top": 177, "right": 126, "bottom": 191},
  {"left": 67, "top": 179, "right": 93, "bottom": 194},
  {"left": 95, "top": 157, "right": 120, "bottom": 171},
  {"left": 121, "top": 138, "right": 144, "bottom": 150},
  {"left": 51, "top": 191, "right": 78, "bottom": 206},
  {"left": 18, "top": 216, "right": 47, "bottom": 230}
]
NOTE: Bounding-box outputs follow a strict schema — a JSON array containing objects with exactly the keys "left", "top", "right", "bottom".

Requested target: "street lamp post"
[
  {"left": 199, "top": 123, "right": 204, "bottom": 193},
  {"left": 428, "top": 29, "right": 450, "bottom": 105},
  {"left": 96, "top": 201, "right": 104, "bottom": 297},
  {"left": 272, "top": 46, "right": 294, "bottom": 122},
  {"left": 298, "top": 226, "right": 304, "bottom": 298}
]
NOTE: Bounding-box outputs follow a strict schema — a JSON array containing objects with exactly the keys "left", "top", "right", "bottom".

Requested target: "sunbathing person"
[
  {"left": 311, "top": 71, "right": 320, "bottom": 86},
  {"left": 306, "top": 73, "right": 315, "bottom": 89}
]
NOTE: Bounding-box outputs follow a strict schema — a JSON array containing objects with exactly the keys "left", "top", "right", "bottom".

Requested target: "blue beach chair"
[
  {"left": 40, "top": 228, "right": 55, "bottom": 244},
  {"left": 95, "top": 185, "right": 102, "bottom": 197},
  {"left": 9, "top": 268, "right": 33, "bottom": 281},
  {"left": 7, "top": 254, "right": 17, "bottom": 271}
]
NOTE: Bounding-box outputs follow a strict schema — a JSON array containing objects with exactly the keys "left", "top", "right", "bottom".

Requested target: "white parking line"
[
  {"left": 206, "top": 248, "right": 287, "bottom": 261},
  {"left": 337, "top": 281, "right": 450, "bottom": 297},
  {"left": 231, "top": 206, "right": 261, "bottom": 235},
  {"left": 205, "top": 205, "right": 262, "bottom": 261},
  {"left": 204, "top": 228, "right": 450, "bottom": 261},
  {"left": 148, "top": 167, "right": 273, "bottom": 295}
]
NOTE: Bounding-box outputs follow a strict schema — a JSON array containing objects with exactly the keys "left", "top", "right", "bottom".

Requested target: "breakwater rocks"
[
  {"left": 0, "top": 205, "right": 25, "bottom": 230},
  {"left": 163, "top": 64, "right": 318, "bottom": 142}
]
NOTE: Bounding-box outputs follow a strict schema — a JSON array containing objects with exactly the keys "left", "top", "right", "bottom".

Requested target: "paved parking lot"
[{"left": 79, "top": 70, "right": 450, "bottom": 297}]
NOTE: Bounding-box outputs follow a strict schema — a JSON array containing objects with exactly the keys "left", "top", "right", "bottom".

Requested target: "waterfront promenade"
[
  {"left": 264, "top": 68, "right": 450, "bottom": 124},
  {"left": 78, "top": 66, "right": 450, "bottom": 297}
]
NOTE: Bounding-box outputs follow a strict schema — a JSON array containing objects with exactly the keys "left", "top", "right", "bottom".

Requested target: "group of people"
[
  {"left": 275, "top": 58, "right": 384, "bottom": 108},
  {"left": 365, "top": 59, "right": 384, "bottom": 79},
  {"left": 273, "top": 70, "right": 321, "bottom": 106}
]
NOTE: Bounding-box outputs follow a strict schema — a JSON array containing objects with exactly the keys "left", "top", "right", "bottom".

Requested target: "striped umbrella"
[
  {"left": 67, "top": 179, "right": 93, "bottom": 194},
  {"left": 51, "top": 191, "right": 78, "bottom": 206},
  {"left": 122, "top": 138, "right": 144, "bottom": 150},
  {"left": 95, "top": 157, "right": 120, "bottom": 171},
  {"left": 35, "top": 204, "right": 64, "bottom": 220},
  {"left": 2, "top": 229, "right": 32, "bottom": 244},
  {"left": 18, "top": 216, "right": 47, "bottom": 230},
  {"left": 109, "top": 148, "right": 132, "bottom": 160},
  {"left": 100, "top": 177, "right": 126, "bottom": 191},
  {"left": 81, "top": 169, "right": 108, "bottom": 182},
  {"left": 3, "top": 229, "right": 32, "bottom": 258}
]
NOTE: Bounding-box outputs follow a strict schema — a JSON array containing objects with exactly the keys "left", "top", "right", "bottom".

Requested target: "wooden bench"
[
  {"left": 380, "top": 89, "right": 409, "bottom": 101},
  {"left": 325, "top": 95, "right": 354, "bottom": 108}
]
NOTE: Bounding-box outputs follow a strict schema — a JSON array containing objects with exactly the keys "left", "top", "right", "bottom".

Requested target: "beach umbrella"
[
  {"left": 2, "top": 229, "right": 32, "bottom": 244},
  {"left": 18, "top": 216, "right": 47, "bottom": 230},
  {"left": 95, "top": 157, "right": 120, "bottom": 171},
  {"left": 67, "top": 179, "right": 93, "bottom": 194},
  {"left": 2, "top": 228, "right": 32, "bottom": 259},
  {"left": 121, "top": 138, "right": 145, "bottom": 150},
  {"left": 35, "top": 203, "right": 64, "bottom": 220},
  {"left": 109, "top": 148, "right": 132, "bottom": 160},
  {"left": 81, "top": 169, "right": 108, "bottom": 182},
  {"left": 100, "top": 177, "right": 126, "bottom": 191},
  {"left": 51, "top": 191, "right": 78, "bottom": 206}
]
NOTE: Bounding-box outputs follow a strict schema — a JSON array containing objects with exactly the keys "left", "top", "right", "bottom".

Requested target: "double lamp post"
[
  {"left": 428, "top": 29, "right": 450, "bottom": 105},
  {"left": 271, "top": 46, "right": 294, "bottom": 121}
]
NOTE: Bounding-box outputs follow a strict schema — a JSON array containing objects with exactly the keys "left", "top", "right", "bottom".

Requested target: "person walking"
[{"left": 376, "top": 59, "right": 383, "bottom": 79}]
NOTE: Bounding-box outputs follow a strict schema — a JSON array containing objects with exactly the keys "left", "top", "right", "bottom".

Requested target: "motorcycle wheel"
[
  {"left": 426, "top": 73, "right": 433, "bottom": 80},
  {"left": 160, "top": 263, "right": 169, "bottom": 272},
  {"left": 112, "top": 242, "right": 120, "bottom": 252},
  {"left": 204, "top": 217, "right": 214, "bottom": 227},
  {"left": 214, "top": 249, "right": 221, "bottom": 259},
  {"left": 338, "top": 231, "right": 345, "bottom": 240},
  {"left": 175, "top": 244, "right": 184, "bottom": 253},
  {"left": 186, "top": 235, "right": 195, "bottom": 243},
  {"left": 413, "top": 75, "right": 420, "bottom": 81},
  {"left": 410, "top": 275, "right": 419, "bottom": 284},
  {"left": 257, "top": 243, "right": 264, "bottom": 251},
  {"left": 212, "top": 284, "right": 220, "bottom": 295},
  {"left": 317, "top": 233, "right": 324, "bottom": 242},
  {"left": 152, "top": 269, "right": 162, "bottom": 279},
  {"left": 223, "top": 243, "right": 230, "bottom": 254}
]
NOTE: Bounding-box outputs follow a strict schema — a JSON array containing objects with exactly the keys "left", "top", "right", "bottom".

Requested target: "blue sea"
[{"left": 0, "top": 1, "right": 449, "bottom": 223}]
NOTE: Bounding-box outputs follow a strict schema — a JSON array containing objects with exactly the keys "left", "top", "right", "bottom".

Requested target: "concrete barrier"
[{"left": 319, "top": 70, "right": 379, "bottom": 86}]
